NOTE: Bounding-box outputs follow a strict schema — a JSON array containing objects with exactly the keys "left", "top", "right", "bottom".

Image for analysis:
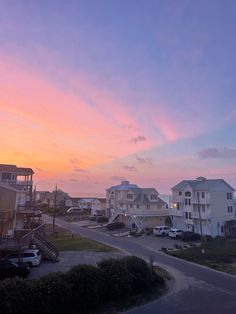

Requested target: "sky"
[{"left": 1, "top": 0, "right": 236, "bottom": 196}]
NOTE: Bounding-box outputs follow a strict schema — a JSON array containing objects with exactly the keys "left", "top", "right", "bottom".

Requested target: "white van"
[
  {"left": 7, "top": 249, "right": 42, "bottom": 267},
  {"left": 153, "top": 225, "right": 170, "bottom": 236},
  {"left": 66, "top": 207, "right": 81, "bottom": 214}
]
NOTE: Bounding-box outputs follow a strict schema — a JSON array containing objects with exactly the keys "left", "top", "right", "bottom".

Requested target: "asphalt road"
[{"left": 43, "top": 215, "right": 236, "bottom": 314}]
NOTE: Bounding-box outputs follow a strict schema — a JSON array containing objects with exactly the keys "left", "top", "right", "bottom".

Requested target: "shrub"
[
  {"left": 31, "top": 272, "right": 71, "bottom": 314},
  {"left": 97, "top": 256, "right": 164, "bottom": 300},
  {"left": 66, "top": 264, "right": 105, "bottom": 311},
  {"left": 97, "top": 258, "right": 133, "bottom": 301},
  {"left": 0, "top": 277, "right": 33, "bottom": 314}
]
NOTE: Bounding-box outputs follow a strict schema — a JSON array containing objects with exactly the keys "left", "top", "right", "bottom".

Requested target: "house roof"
[
  {"left": 172, "top": 178, "right": 235, "bottom": 192},
  {"left": 0, "top": 164, "right": 34, "bottom": 175},
  {"left": 108, "top": 180, "right": 139, "bottom": 191}
]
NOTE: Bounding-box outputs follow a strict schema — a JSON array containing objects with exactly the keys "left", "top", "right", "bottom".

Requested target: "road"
[{"left": 43, "top": 215, "right": 236, "bottom": 314}]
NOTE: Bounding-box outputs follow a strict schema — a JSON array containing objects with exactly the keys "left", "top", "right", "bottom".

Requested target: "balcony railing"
[
  {"left": 115, "top": 208, "right": 171, "bottom": 217},
  {"left": 192, "top": 211, "right": 211, "bottom": 219}
]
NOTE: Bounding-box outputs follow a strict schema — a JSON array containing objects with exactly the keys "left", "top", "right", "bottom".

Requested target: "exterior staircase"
[
  {"left": 32, "top": 230, "right": 59, "bottom": 262},
  {"left": 130, "top": 215, "right": 143, "bottom": 230}
]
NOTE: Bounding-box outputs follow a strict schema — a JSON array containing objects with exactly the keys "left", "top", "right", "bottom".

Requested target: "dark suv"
[
  {"left": 181, "top": 231, "right": 201, "bottom": 242},
  {"left": 0, "top": 260, "right": 30, "bottom": 280},
  {"left": 107, "top": 222, "right": 125, "bottom": 230}
]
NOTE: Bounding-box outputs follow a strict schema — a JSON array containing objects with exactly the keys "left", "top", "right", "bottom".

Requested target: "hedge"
[{"left": 0, "top": 256, "right": 164, "bottom": 314}]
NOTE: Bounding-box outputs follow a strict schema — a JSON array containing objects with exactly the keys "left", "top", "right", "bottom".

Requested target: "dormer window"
[
  {"left": 150, "top": 194, "right": 157, "bottom": 200},
  {"left": 127, "top": 193, "right": 133, "bottom": 200}
]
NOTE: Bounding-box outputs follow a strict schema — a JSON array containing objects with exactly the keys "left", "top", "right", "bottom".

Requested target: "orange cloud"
[{"left": 0, "top": 54, "right": 153, "bottom": 178}]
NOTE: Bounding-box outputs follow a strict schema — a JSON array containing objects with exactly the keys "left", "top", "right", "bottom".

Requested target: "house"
[
  {"left": 106, "top": 181, "right": 169, "bottom": 229},
  {"left": 0, "top": 164, "right": 34, "bottom": 196},
  {"left": 0, "top": 164, "right": 41, "bottom": 237},
  {"left": 78, "top": 198, "right": 106, "bottom": 216},
  {"left": 35, "top": 191, "right": 51, "bottom": 205},
  {"left": 171, "top": 177, "right": 235, "bottom": 237},
  {"left": 0, "top": 184, "right": 28, "bottom": 237}
]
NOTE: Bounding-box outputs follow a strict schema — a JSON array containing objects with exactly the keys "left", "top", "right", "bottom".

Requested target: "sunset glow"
[{"left": 1, "top": 1, "right": 236, "bottom": 195}]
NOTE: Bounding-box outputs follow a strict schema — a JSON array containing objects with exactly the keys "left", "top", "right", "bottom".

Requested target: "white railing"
[
  {"left": 114, "top": 208, "right": 171, "bottom": 217},
  {"left": 192, "top": 211, "right": 211, "bottom": 219}
]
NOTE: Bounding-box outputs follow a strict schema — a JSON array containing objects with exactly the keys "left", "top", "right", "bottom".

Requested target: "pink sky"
[{"left": 1, "top": 1, "right": 236, "bottom": 196}]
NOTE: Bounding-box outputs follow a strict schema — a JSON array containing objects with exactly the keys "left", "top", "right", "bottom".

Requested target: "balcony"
[
  {"left": 169, "top": 209, "right": 183, "bottom": 217},
  {"left": 116, "top": 208, "right": 171, "bottom": 217},
  {"left": 192, "top": 211, "right": 211, "bottom": 220}
]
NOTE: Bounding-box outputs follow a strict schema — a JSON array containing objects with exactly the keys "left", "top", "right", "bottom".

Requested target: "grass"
[
  {"left": 168, "top": 238, "right": 236, "bottom": 274},
  {"left": 45, "top": 224, "right": 118, "bottom": 252}
]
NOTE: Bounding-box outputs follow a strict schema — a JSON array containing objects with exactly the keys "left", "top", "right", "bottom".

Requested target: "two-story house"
[
  {"left": 0, "top": 164, "right": 37, "bottom": 237},
  {"left": 106, "top": 181, "right": 169, "bottom": 229},
  {"left": 171, "top": 177, "right": 235, "bottom": 237}
]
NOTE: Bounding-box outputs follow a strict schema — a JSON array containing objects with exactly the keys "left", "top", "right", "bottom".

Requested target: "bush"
[
  {"left": 31, "top": 272, "right": 71, "bottom": 314},
  {"left": 97, "top": 258, "right": 133, "bottom": 300},
  {"left": 0, "top": 277, "right": 33, "bottom": 314},
  {"left": 97, "top": 256, "right": 164, "bottom": 300},
  {"left": 0, "top": 257, "right": 165, "bottom": 314},
  {"left": 66, "top": 264, "right": 105, "bottom": 311}
]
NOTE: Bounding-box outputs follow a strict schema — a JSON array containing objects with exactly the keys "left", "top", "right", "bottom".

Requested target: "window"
[
  {"left": 1, "top": 172, "right": 12, "bottom": 180},
  {"left": 185, "top": 191, "right": 191, "bottom": 197},
  {"left": 120, "top": 203, "right": 123, "bottom": 207},
  {"left": 221, "top": 226, "right": 224, "bottom": 233},
  {"left": 150, "top": 194, "right": 157, "bottom": 200},
  {"left": 136, "top": 204, "right": 139, "bottom": 209},
  {"left": 227, "top": 192, "right": 232, "bottom": 200},
  {"left": 185, "top": 212, "right": 192, "bottom": 219},
  {"left": 129, "top": 204, "right": 133, "bottom": 208},
  {"left": 146, "top": 205, "right": 150, "bottom": 209},
  {"left": 185, "top": 198, "right": 191, "bottom": 206},
  {"left": 228, "top": 206, "right": 233, "bottom": 213},
  {"left": 201, "top": 192, "right": 205, "bottom": 198},
  {"left": 202, "top": 205, "right": 206, "bottom": 212},
  {"left": 179, "top": 191, "right": 182, "bottom": 195},
  {"left": 127, "top": 193, "right": 133, "bottom": 200},
  {"left": 177, "top": 203, "right": 180, "bottom": 210}
]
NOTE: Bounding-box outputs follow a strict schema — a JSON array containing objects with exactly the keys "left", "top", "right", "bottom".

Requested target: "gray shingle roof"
[{"left": 172, "top": 178, "right": 235, "bottom": 192}]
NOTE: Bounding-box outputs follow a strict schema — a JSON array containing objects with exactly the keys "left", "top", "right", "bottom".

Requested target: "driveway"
[{"left": 28, "top": 250, "right": 125, "bottom": 279}]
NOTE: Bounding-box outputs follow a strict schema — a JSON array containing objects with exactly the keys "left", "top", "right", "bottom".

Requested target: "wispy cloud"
[
  {"left": 130, "top": 135, "right": 147, "bottom": 144},
  {"left": 123, "top": 165, "right": 137, "bottom": 172},
  {"left": 74, "top": 168, "right": 89, "bottom": 173},
  {"left": 198, "top": 147, "right": 236, "bottom": 159},
  {"left": 69, "top": 158, "right": 80, "bottom": 165},
  {"left": 122, "top": 124, "right": 140, "bottom": 132},
  {"left": 136, "top": 155, "right": 152, "bottom": 165},
  {"left": 110, "top": 176, "right": 126, "bottom": 181}
]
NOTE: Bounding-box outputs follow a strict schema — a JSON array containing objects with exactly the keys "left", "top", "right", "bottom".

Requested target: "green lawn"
[
  {"left": 45, "top": 224, "right": 117, "bottom": 252},
  {"left": 169, "top": 239, "right": 236, "bottom": 274}
]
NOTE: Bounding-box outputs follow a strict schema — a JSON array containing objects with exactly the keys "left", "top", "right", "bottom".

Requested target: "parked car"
[
  {"left": 169, "top": 228, "right": 183, "bottom": 239},
  {"left": 6, "top": 249, "right": 42, "bottom": 267},
  {"left": 96, "top": 216, "right": 109, "bottom": 223},
  {"left": 153, "top": 225, "right": 170, "bottom": 236},
  {"left": 107, "top": 222, "right": 125, "bottom": 230},
  {"left": 0, "top": 260, "right": 30, "bottom": 280},
  {"left": 67, "top": 207, "right": 81, "bottom": 214},
  {"left": 181, "top": 231, "right": 201, "bottom": 242}
]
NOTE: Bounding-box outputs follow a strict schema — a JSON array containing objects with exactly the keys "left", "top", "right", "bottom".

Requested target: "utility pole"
[
  {"left": 197, "top": 191, "right": 203, "bottom": 242},
  {"left": 52, "top": 185, "right": 58, "bottom": 235}
]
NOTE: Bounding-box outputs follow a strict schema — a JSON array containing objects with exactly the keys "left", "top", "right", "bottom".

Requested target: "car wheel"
[{"left": 27, "top": 262, "right": 33, "bottom": 267}]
